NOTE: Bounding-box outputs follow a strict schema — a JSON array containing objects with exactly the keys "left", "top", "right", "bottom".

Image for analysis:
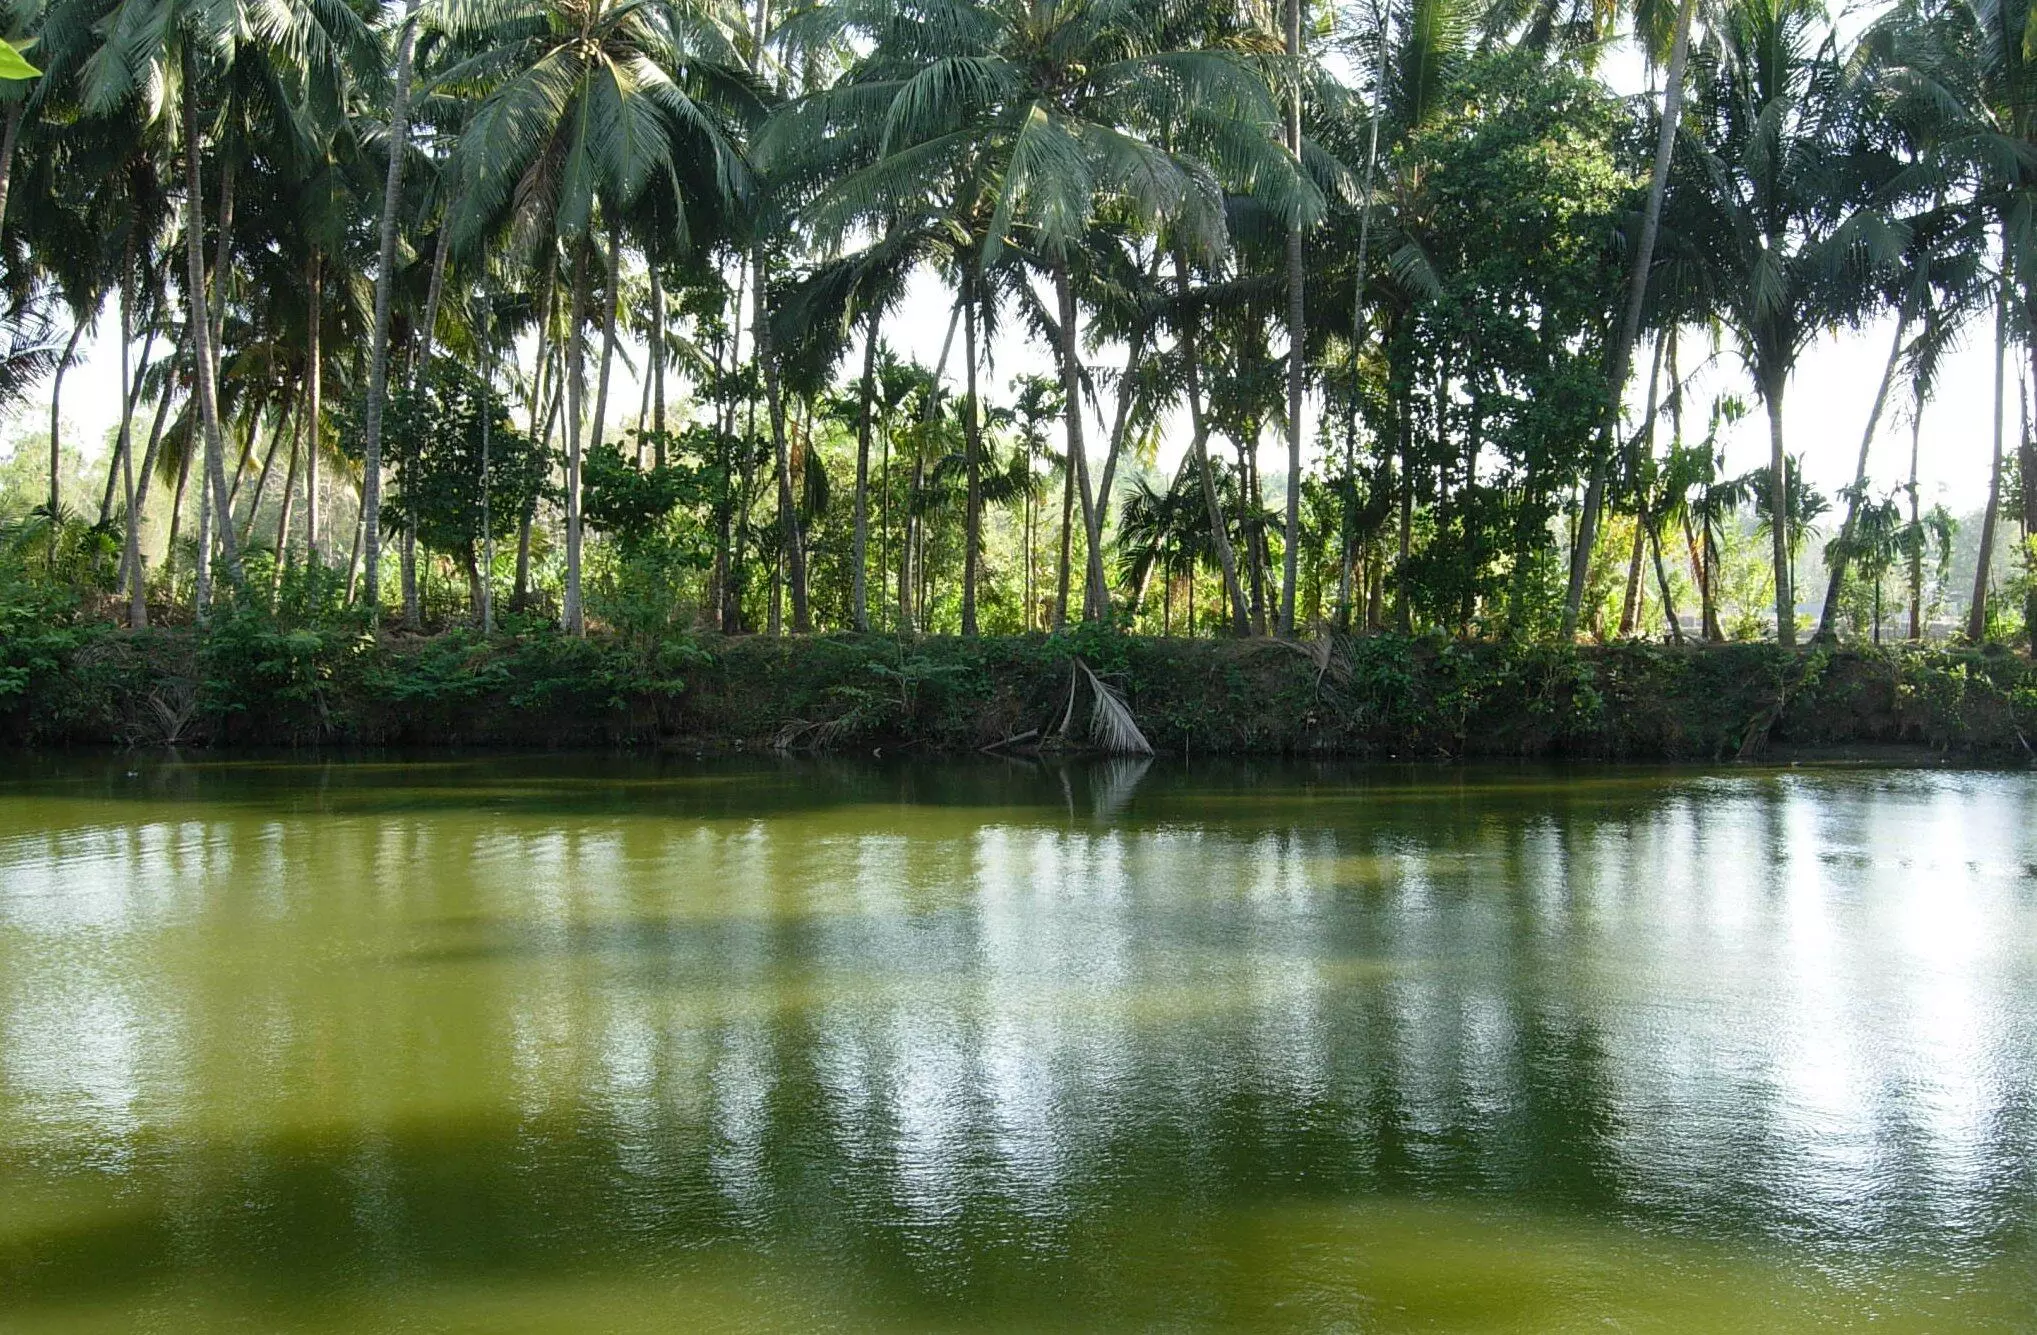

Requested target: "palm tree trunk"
[
  {"left": 650, "top": 266, "right": 666, "bottom": 453},
  {"left": 305, "top": 252, "right": 323, "bottom": 562},
  {"left": 1172, "top": 250, "right": 1251, "bottom": 636},
  {"left": 853, "top": 308, "right": 878, "bottom": 631},
  {"left": 410, "top": 205, "right": 454, "bottom": 389},
  {"left": 1763, "top": 371, "right": 1794, "bottom": 647},
  {"left": 273, "top": 407, "right": 300, "bottom": 596},
  {"left": 514, "top": 510, "right": 532, "bottom": 612},
  {"left": 195, "top": 452, "right": 213, "bottom": 614},
  {"left": 961, "top": 277, "right": 983, "bottom": 636},
  {"left": 46, "top": 319, "right": 84, "bottom": 526},
  {"left": 1562, "top": 0, "right": 1698, "bottom": 637},
  {"left": 1280, "top": 0, "right": 1306, "bottom": 637},
  {"left": 1906, "top": 404, "right": 1922, "bottom": 641},
  {"left": 165, "top": 445, "right": 191, "bottom": 581},
  {"left": 1619, "top": 339, "right": 1667, "bottom": 634},
  {"left": 238, "top": 399, "right": 293, "bottom": 548},
  {"left": 479, "top": 335, "right": 495, "bottom": 632},
  {"left": 1967, "top": 291, "right": 2007, "bottom": 644},
  {"left": 1818, "top": 302, "right": 1911, "bottom": 640},
  {"left": 1647, "top": 508, "right": 1683, "bottom": 642},
  {"left": 117, "top": 264, "right": 146, "bottom": 628},
  {"left": 2023, "top": 341, "right": 2037, "bottom": 656},
  {"left": 100, "top": 324, "right": 158, "bottom": 526},
  {"left": 589, "top": 215, "right": 621, "bottom": 455},
  {"left": 900, "top": 303, "right": 959, "bottom": 633},
  {"left": 1340, "top": 5, "right": 1388, "bottom": 631},
  {"left": 1681, "top": 510, "right": 1713, "bottom": 640},
  {"left": 359, "top": 0, "right": 424, "bottom": 623},
  {"left": 563, "top": 239, "right": 591, "bottom": 635},
  {"left": 180, "top": 61, "right": 240, "bottom": 610},
  {"left": 755, "top": 243, "right": 809, "bottom": 632},
  {"left": 1094, "top": 301, "right": 1154, "bottom": 537},
  {"left": 1395, "top": 397, "right": 1413, "bottom": 633},
  {"left": 1054, "top": 445, "right": 1073, "bottom": 628},
  {"left": 119, "top": 345, "right": 183, "bottom": 596},
  {"left": 1052, "top": 262, "right": 1109, "bottom": 621},
  {"left": 1619, "top": 520, "right": 1646, "bottom": 636}
]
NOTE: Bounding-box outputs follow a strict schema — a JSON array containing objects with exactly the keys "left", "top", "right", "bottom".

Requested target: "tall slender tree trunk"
[
  {"left": 1394, "top": 396, "right": 1413, "bottom": 632},
  {"left": 1647, "top": 508, "right": 1683, "bottom": 642},
  {"left": 961, "top": 278, "right": 983, "bottom": 636},
  {"left": 1763, "top": 371, "right": 1794, "bottom": 647},
  {"left": 359, "top": 0, "right": 424, "bottom": 623},
  {"left": 755, "top": 244, "right": 809, "bottom": 632},
  {"left": 563, "top": 240, "right": 591, "bottom": 635},
  {"left": 46, "top": 319, "right": 84, "bottom": 528},
  {"left": 1281, "top": 0, "right": 1306, "bottom": 636},
  {"left": 514, "top": 511, "right": 532, "bottom": 612},
  {"left": 165, "top": 448, "right": 192, "bottom": 589},
  {"left": 479, "top": 329, "right": 496, "bottom": 632},
  {"left": 899, "top": 304, "right": 958, "bottom": 633},
  {"left": 1967, "top": 291, "right": 2008, "bottom": 644},
  {"left": 1619, "top": 521, "right": 1647, "bottom": 636},
  {"left": 1681, "top": 511, "right": 1712, "bottom": 639},
  {"left": 2023, "top": 340, "right": 2037, "bottom": 655},
  {"left": 852, "top": 308, "right": 878, "bottom": 631},
  {"left": 101, "top": 324, "right": 158, "bottom": 526},
  {"left": 1173, "top": 250, "right": 1251, "bottom": 636},
  {"left": 181, "top": 57, "right": 241, "bottom": 613},
  {"left": 236, "top": 403, "right": 289, "bottom": 546},
  {"left": 650, "top": 266, "right": 667, "bottom": 454},
  {"left": 1818, "top": 302, "right": 1911, "bottom": 640},
  {"left": 1054, "top": 445, "right": 1074, "bottom": 628},
  {"left": 273, "top": 406, "right": 300, "bottom": 596},
  {"left": 410, "top": 203, "right": 454, "bottom": 389},
  {"left": 119, "top": 344, "right": 183, "bottom": 596},
  {"left": 305, "top": 253, "right": 323, "bottom": 561},
  {"left": 1052, "top": 262, "right": 1108, "bottom": 621},
  {"left": 1562, "top": 0, "right": 1698, "bottom": 637},
  {"left": 1340, "top": 1, "right": 1387, "bottom": 630},
  {"left": 1906, "top": 404, "right": 1923, "bottom": 641},
  {"left": 1620, "top": 337, "right": 1667, "bottom": 634},
  {"left": 397, "top": 198, "right": 456, "bottom": 630},
  {"left": 589, "top": 215, "right": 621, "bottom": 456},
  {"left": 118, "top": 262, "right": 146, "bottom": 628},
  {"left": 195, "top": 451, "right": 213, "bottom": 615}
]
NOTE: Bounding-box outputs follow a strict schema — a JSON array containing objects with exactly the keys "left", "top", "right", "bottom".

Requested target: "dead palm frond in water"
[{"left": 1057, "top": 658, "right": 1152, "bottom": 756}]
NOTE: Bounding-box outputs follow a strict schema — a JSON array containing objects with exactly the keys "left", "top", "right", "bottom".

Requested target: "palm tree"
[
  {"left": 1558, "top": 0, "right": 1704, "bottom": 637},
  {"left": 1668, "top": 0, "right": 1900, "bottom": 645},
  {"left": 442, "top": 0, "right": 752, "bottom": 634},
  {"left": 798, "top": 0, "right": 1318, "bottom": 626}
]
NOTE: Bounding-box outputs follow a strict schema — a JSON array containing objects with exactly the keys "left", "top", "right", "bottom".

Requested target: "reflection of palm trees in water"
[{"left": 2, "top": 762, "right": 2034, "bottom": 1325}]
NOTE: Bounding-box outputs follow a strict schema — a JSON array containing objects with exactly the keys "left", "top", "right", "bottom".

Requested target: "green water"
[{"left": 1, "top": 758, "right": 2033, "bottom": 1332}]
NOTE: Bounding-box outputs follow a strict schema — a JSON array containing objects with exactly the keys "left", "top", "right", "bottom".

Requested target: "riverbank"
[{"left": 5, "top": 611, "right": 2033, "bottom": 759}]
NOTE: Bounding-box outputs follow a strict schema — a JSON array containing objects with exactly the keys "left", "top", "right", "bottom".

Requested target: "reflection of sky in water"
[{"left": 1, "top": 762, "right": 2034, "bottom": 1324}]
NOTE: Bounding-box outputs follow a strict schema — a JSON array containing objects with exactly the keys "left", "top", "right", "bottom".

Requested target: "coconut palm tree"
[
  {"left": 1666, "top": 0, "right": 1902, "bottom": 645},
  {"left": 795, "top": 0, "right": 1319, "bottom": 626},
  {"left": 440, "top": 0, "right": 753, "bottom": 634}
]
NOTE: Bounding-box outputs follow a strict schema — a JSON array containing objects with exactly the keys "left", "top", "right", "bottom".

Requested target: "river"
[{"left": 1, "top": 757, "right": 2032, "bottom": 1331}]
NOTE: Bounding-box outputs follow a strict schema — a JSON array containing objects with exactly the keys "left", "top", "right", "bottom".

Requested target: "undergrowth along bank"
[{"left": 3, "top": 591, "right": 2033, "bottom": 758}]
